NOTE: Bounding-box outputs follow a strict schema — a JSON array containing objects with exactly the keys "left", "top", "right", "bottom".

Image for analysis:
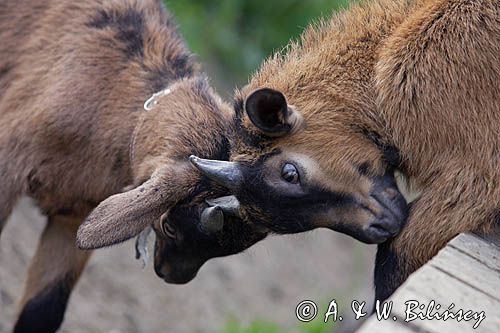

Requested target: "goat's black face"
[
  {"left": 188, "top": 88, "right": 410, "bottom": 244},
  {"left": 191, "top": 154, "right": 409, "bottom": 244},
  {"left": 152, "top": 185, "right": 266, "bottom": 284}
]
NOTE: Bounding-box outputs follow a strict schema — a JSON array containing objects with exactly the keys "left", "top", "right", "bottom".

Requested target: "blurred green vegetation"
[
  {"left": 166, "top": 0, "right": 351, "bottom": 93},
  {"left": 222, "top": 316, "right": 335, "bottom": 333},
  {"left": 222, "top": 319, "right": 281, "bottom": 333}
]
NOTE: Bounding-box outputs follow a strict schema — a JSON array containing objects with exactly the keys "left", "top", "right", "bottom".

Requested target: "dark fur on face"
[{"left": 152, "top": 178, "right": 266, "bottom": 284}]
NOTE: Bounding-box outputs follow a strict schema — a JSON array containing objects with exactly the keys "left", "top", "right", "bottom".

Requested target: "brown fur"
[
  {"left": 232, "top": 0, "right": 499, "bottom": 299},
  {"left": 0, "top": 0, "right": 238, "bottom": 331}
]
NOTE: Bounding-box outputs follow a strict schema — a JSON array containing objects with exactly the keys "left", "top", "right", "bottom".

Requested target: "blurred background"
[
  {"left": 0, "top": 1, "right": 380, "bottom": 333},
  {"left": 167, "top": 0, "right": 351, "bottom": 94}
]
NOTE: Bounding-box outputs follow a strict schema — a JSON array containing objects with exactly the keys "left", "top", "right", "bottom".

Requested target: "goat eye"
[{"left": 281, "top": 163, "right": 299, "bottom": 184}]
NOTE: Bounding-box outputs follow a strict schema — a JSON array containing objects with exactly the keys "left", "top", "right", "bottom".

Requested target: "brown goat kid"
[
  {"left": 191, "top": 0, "right": 499, "bottom": 302},
  {"left": 0, "top": 1, "right": 266, "bottom": 332}
]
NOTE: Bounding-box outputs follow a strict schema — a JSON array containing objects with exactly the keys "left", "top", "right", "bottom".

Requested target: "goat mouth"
[
  {"left": 362, "top": 218, "right": 401, "bottom": 243},
  {"left": 334, "top": 173, "right": 408, "bottom": 244},
  {"left": 161, "top": 272, "right": 197, "bottom": 285},
  {"left": 154, "top": 263, "right": 199, "bottom": 285}
]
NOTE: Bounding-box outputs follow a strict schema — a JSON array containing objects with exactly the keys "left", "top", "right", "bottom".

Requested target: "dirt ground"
[{"left": 0, "top": 198, "right": 376, "bottom": 333}]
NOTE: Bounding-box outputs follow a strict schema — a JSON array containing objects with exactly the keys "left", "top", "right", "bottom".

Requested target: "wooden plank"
[
  {"left": 429, "top": 245, "right": 500, "bottom": 302},
  {"left": 448, "top": 234, "right": 500, "bottom": 272},
  {"left": 393, "top": 265, "right": 499, "bottom": 333},
  {"left": 356, "top": 234, "right": 500, "bottom": 333}
]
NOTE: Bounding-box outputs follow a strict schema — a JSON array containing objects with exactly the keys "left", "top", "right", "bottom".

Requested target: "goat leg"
[{"left": 14, "top": 215, "right": 92, "bottom": 333}]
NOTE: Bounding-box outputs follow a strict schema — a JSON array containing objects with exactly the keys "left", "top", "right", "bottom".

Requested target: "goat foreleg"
[
  {"left": 14, "top": 215, "right": 92, "bottom": 333},
  {"left": 0, "top": 160, "right": 21, "bottom": 237},
  {"left": 374, "top": 168, "right": 499, "bottom": 302}
]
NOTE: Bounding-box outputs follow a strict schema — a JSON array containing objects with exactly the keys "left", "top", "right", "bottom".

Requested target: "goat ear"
[
  {"left": 245, "top": 88, "right": 304, "bottom": 137},
  {"left": 76, "top": 170, "right": 169, "bottom": 250}
]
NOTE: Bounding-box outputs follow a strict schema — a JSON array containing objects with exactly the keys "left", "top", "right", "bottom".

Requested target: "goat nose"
[
  {"left": 154, "top": 264, "right": 170, "bottom": 279},
  {"left": 154, "top": 266, "right": 164, "bottom": 279}
]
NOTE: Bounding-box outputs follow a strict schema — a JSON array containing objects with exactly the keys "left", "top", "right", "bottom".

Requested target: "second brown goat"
[{"left": 0, "top": 1, "right": 266, "bottom": 332}]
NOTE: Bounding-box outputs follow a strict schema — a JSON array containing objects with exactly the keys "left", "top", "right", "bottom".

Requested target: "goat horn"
[
  {"left": 189, "top": 155, "right": 243, "bottom": 191},
  {"left": 200, "top": 206, "right": 224, "bottom": 234},
  {"left": 206, "top": 195, "right": 241, "bottom": 217}
]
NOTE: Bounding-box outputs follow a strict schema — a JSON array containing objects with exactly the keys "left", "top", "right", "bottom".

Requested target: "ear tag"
[
  {"left": 143, "top": 88, "right": 172, "bottom": 111},
  {"left": 135, "top": 226, "right": 153, "bottom": 269}
]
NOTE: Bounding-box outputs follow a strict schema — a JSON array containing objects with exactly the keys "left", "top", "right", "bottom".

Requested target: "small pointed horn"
[
  {"left": 200, "top": 206, "right": 224, "bottom": 234},
  {"left": 189, "top": 156, "right": 243, "bottom": 191},
  {"left": 206, "top": 195, "right": 241, "bottom": 217}
]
